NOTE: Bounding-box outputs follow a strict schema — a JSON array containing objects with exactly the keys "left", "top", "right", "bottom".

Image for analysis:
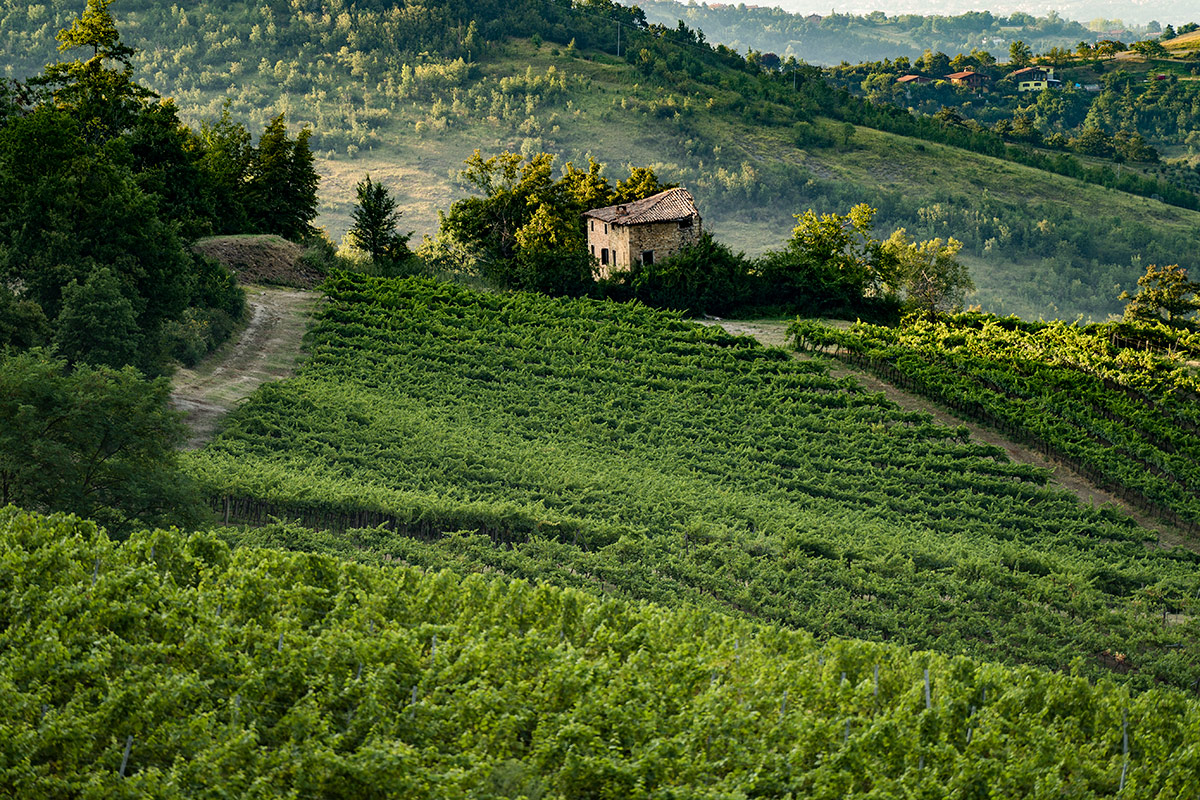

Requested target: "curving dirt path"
[
  {"left": 171, "top": 286, "right": 318, "bottom": 449},
  {"left": 701, "top": 319, "right": 1195, "bottom": 551}
]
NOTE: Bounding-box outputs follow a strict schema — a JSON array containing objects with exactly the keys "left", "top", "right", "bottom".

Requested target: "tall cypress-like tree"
[
  {"left": 245, "top": 114, "right": 320, "bottom": 241},
  {"left": 347, "top": 175, "right": 411, "bottom": 265}
]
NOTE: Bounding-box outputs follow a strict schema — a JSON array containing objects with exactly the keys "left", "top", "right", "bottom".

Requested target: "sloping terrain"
[
  {"left": 5, "top": 2, "right": 1200, "bottom": 320},
  {"left": 6, "top": 508, "right": 1199, "bottom": 797},
  {"left": 172, "top": 286, "right": 317, "bottom": 448},
  {"left": 703, "top": 319, "right": 1199, "bottom": 549},
  {"left": 187, "top": 275, "right": 1200, "bottom": 689}
]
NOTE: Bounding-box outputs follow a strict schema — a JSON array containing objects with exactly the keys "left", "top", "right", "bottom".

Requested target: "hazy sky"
[{"left": 752, "top": 0, "right": 1196, "bottom": 26}]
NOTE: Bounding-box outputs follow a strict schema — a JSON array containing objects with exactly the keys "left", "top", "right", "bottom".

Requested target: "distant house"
[
  {"left": 1009, "top": 66, "right": 1062, "bottom": 91},
  {"left": 805, "top": 13, "right": 822, "bottom": 23},
  {"left": 946, "top": 70, "right": 990, "bottom": 90},
  {"left": 583, "top": 188, "right": 701, "bottom": 277},
  {"left": 896, "top": 74, "right": 932, "bottom": 84}
]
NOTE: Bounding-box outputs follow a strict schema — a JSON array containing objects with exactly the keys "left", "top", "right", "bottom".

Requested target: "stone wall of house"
[
  {"left": 587, "top": 216, "right": 702, "bottom": 278},
  {"left": 627, "top": 220, "right": 701, "bottom": 266}
]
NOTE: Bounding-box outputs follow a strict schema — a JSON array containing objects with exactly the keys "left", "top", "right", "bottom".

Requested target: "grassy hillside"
[
  {"left": 7, "top": 507, "right": 1200, "bottom": 797},
  {"left": 5, "top": 1, "right": 1200, "bottom": 320},
  {"left": 308, "top": 41, "right": 1200, "bottom": 321},
  {"left": 187, "top": 275, "right": 1200, "bottom": 690}
]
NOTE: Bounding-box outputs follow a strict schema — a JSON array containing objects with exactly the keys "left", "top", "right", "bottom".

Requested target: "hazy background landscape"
[{"left": 755, "top": 0, "right": 1187, "bottom": 26}]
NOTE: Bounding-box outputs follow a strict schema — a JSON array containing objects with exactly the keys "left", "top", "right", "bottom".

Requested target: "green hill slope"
[
  {"left": 6, "top": 508, "right": 1200, "bottom": 797},
  {"left": 5, "top": 1, "right": 1200, "bottom": 320},
  {"left": 188, "top": 274, "right": 1200, "bottom": 690}
]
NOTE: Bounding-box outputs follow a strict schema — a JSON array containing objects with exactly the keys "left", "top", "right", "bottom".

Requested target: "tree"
[
  {"left": 347, "top": 175, "right": 412, "bottom": 268},
  {"left": 881, "top": 230, "right": 974, "bottom": 316},
  {"left": 757, "top": 203, "right": 883, "bottom": 311},
  {"left": 1009, "top": 40, "right": 1033, "bottom": 67},
  {"left": 613, "top": 166, "right": 676, "bottom": 203},
  {"left": 511, "top": 204, "right": 595, "bottom": 296},
  {"left": 197, "top": 101, "right": 254, "bottom": 234},
  {"left": 441, "top": 150, "right": 557, "bottom": 278},
  {"left": 245, "top": 114, "right": 320, "bottom": 241},
  {"left": 1119, "top": 263, "right": 1200, "bottom": 326},
  {"left": 1131, "top": 40, "right": 1169, "bottom": 59},
  {"left": 52, "top": 267, "right": 140, "bottom": 368},
  {"left": 31, "top": 0, "right": 155, "bottom": 142},
  {"left": 0, "top": 351, "right": 202, "bottom": 535},
  {"left": 629, "top": 231, "right": 750, "bottom": 314}
]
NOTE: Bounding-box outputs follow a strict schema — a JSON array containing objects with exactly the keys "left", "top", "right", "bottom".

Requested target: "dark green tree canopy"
[
  {"left": 0, "top": 351, "right": 202, "bottom": 535},
  {"left": 245, "top": 114, "right": 320, "bottom": 242},
  {"left": 347, "top": 175, "right": 413, "bottom": 266}
]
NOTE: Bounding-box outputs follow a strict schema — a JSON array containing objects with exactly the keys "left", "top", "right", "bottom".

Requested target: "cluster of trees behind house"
[{"left": 412, "top": 150, "right": 971, "bottom": 320}]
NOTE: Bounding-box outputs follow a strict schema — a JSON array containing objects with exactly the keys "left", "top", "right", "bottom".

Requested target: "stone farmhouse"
[{"left": 583, "top": 188, "right": 701, "bottom": 277}]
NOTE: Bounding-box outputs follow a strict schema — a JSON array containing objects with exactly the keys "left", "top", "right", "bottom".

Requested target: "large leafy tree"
[
  {"left": 880, "top": 230, "right": 974, "bottom": 317},
  {"left": 0, "top": 351, "right": 202, "bottom": 535},
  {"left": 1120, "top": 263, "right": 1200, "bottom": 327},
  {"left": 757, "top": 203, "right": 883, "bottom": 311}
]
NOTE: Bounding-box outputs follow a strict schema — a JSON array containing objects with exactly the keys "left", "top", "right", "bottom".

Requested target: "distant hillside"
[
  {"left": 635, "top": 1, "right": 1108, "bottom": 65},
  {"left": 761, "top": 0, "right": 1188, "bottom": 28},
  {"left": 6, "top": 0, "right": 1200, "bottom": 319}
]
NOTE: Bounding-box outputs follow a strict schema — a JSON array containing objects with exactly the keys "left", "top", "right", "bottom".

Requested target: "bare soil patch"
[
  {"left": 703, "top": 318, "right": 1196, "bottom": 552},
  {"left": 193, "top": 235, "right": 324, "bottom": 288},
  {"left": 172, "top": 286, "right": 318, "bottom": 449}
]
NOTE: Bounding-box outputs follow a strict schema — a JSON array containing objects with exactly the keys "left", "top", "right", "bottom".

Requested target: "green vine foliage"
[
  {"left": 3, "top": 507, "right": 1200, "bottom": 797},
  {"left": 189, "top": 275, "right": 1200, "bottom": 690}
]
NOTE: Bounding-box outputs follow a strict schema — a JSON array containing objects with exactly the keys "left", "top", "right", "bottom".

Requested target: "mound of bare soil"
[{"left": 193, "top": 235, "right": 323, "bottom": 288}]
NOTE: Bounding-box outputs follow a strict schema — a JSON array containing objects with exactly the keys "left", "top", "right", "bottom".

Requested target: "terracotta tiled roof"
[
  {"left": 896, "top": 74, "right": 929, "bottom": 83},
  {"left": 1009, "top": 67, "right": 1046, "bottom": 78},
  {"left": 946, "top": 70, "right": 988, "bottom": 80},
  {"left": 583, "top": 188, "right": 699, "bottom": 225}
]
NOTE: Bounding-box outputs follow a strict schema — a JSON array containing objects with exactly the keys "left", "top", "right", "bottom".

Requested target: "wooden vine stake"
[
  {"left": 1119, "top": 709, "right": 1129, "bottom": 792},
  {"left": 119, "top": 735, "right": 133, "bottom": 778}
]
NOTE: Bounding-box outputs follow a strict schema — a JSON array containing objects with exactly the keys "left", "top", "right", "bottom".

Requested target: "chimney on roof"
[{"left": 617, "top": 205, "right": 628, "bottom": 215}]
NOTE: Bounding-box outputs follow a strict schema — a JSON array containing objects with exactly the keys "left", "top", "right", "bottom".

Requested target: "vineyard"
[
  {"left": 3, "top": 508, "right": 1200, "bottom": 797},
  {"left": 184, "top": 275, "right": 1200, "bottom": 690},
  {"left": 789, "top": 315, "right": 1200, "bottom": 536}
]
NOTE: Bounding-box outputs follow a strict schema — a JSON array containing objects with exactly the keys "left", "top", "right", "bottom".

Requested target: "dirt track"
[
  {"left": 171, "top": 286, "right": 317, "bottom": 449},
  {"left": 702, "top": 318, "right": 1195, "bottom": 551}
]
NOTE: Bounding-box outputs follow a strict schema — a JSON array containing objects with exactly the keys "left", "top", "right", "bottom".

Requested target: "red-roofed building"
[
  {"left": 896, "top": 74, "right": 932, "bottom": 84},
  {"left": 946, "top": 70, "right": 990, "bottom": 90},
  {"left": 583, "top": 188, "right": 702, "bottom": 276}
]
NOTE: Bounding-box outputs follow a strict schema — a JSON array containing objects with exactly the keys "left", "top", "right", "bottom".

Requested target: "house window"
[
  {"left": 590, "top": 220, "right": 594, "bottom": 231},
  {"left": 641, "top": 250, "right": 654, "bottom": 265},
  {"left": 678, "top": 218, "right": 693, "bottom": 229},
  {"left": 601, "top": 248, "right": 609, "bottom": 266},
  {"left": 603, "top": 223, "right": 608, "bottom": 234},
  {"left": 590, "top": 245, "right": 595, "bottom": 256}
]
